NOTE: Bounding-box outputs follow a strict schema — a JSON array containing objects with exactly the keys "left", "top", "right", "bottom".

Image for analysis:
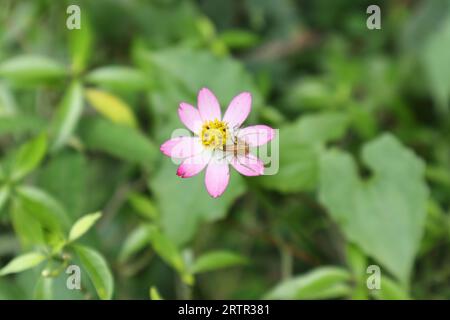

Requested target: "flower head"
[{"left": 160, "top": 88, "right": 275, "bottom": 198}]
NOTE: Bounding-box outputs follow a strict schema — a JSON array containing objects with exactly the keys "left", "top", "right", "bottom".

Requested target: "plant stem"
[{"left": 280, "top": 245, "right": 293, "bottom": 281}]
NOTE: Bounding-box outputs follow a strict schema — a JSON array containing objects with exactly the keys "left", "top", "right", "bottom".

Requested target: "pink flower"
[{"left": 160, "top": 88, "right": 275, "bottom": 198}]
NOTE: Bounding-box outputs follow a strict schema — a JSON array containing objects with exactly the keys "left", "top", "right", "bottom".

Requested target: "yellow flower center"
[{"left": 201, "top": 119, "right": 228, "bottom": 149}]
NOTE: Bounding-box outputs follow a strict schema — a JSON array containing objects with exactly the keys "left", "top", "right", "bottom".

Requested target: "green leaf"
[
  {"left": 346, "top": 243, "right": 368, "bottom": 299},
  {"left": 150, "top": 162, "right": 246, "bottom": 246},
  {"left": 0, "top": 82, "right": 17, "bottom": 115},
  {"left": 136, "top": 47, "right": 262, "bottom": 107},
  {"left": 319, "top": 134, "right": 429, "bottom": 283},
  {"left": 422, "top": 15, "right": 450, "bottom": 113},
  {"left": 74, "top": 245, "right": 114, "bottom": 300},
  {"left": 402, "top": 0, "right": 450, "bottom": 54},
  {"left": 149, "top": 286, "right": 163, "bottom": 300},
  {"left": 68, "top": 212, "right": 101, "bottom": 242},
  {"left": 264, "top": 266, "right": 351, "bottom": 300},
  {"left": 16, "top": 185, "right": 71, "bottom": 233},
  {"left": 50, "top": 81, "right": 84, "bottom": 151},
  {"left": 0, "top": 252, "right": 46, "bottom": 276},
  {"left": 34, "top": 276, "right": 53, "bottom": 300},
  {"left": 346, "top": 243, "right": 367, "bottom": 280},
  {"left": 11, "top": 133, "right": 47, "bottom": 181},
  {"left": 118, "top": 224, "right": 151, "bottom": 263},
  {"left": 0, "top": 185, "right": 10, "bottom": 212},
  {"left": 191, "top": 251, "right": 248, "bottom": 274},
  {"left": 147, "top": 226, "right": 184, "bottom": 273},
  {"left": 0, "top": 55, "right": 66, "bottom": 85},
  {"left": 258, "top": 112, "right": 349, "bottom": 193},
  {"left": 219, "top": 29, "right": 260, "bottom": 49},
  {"left": 128, "top": 192, "right": 159, "bottom": 220},
  {"left": 0, "top": 114, "right": 45, "bottom": 136},
  {"left": 371, "top": 276, "right": 410, "bottom": 300},
  {"left": 79, "top": 118, "right": 158, "bottom": 168},
  {"left": 36, "top": 151, "right": 87, "bottom": 219},
  {"left": 68, "top": 13, "right": 92, "bottom": 74},
  {"left": 85, "top": 88, "right": 137, "bottom": 128},
  {"left": 10, "top": 197, "right": 45, "bottom": 247},
  {"left": 85, "top": 66, "right": 150, "bottom": 92}
]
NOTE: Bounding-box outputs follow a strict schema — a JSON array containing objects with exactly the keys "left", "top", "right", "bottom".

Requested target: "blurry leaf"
[
  {"left": 219, "top": 29, "right": 260, "bottom": 49},
  {"left": 259, "top": 106, "right": 285, "bottom": 127},
  {"left": 50, "top": 81, "right": 84, "bottom": 151},
  {"left": 85, "top": 88, "right": 137, "bottom": 128},
  {"left": 68, "top": 13, "right": 92, "bottom": 73},
  {"left": 284, "top": 77, "right": 331, "bottom": 110},
  {"left": 36, "top": 151, "right": 87, "bottom": 219},
  {"left": 131, "top": 1, "right": 201, "bottom": 48},
  {"left": 0, "top": 278, "right": 24, "bottom": 299},
  {"left": 346, "top": 243, "right": 367, "bottom": 280},
  {"left": 79, "top": 118, "right": 157, "bottom": 167},
  {"left": 0, "top": 185, "right": 10, "bottom": 212},
  {"left": 136, "top": 47, "right": 262, "bottom": 127},
  {"left": 16, "top": 186, "right": 71, "bottom": 233},
  {"left": 191, "top": 251, "right": 248, "bottom": 274},
  {"left": 288, "top": 111, "right": 349, "bottom": 144},
  {"left": 119, "top": 224, "right": 151, "bottom": 263},
  {"left": 128, "top": 192, "right": 159, "bottom": 220},
  {"left": 195, "top": 16, "right": 216, "bottom": 41},
  {"left": 85, "top": 66, "right": 150, "bottom": 92},
  {"left": 422, "top": 16, "right": 450, "bottom": 113},
  {"left": 147, "top": 225, "right": 192, "bottom": 284},
  {"left": 11, "top": 133, "right": 47, "bottom": 181},
  {"left": 402, "top": 0, "right": 450, "bottom": 54},
  {"left": 0, "top": 252, "right": 46, "bottom": 276},
  {"left": 402, "top": 0, "right": 450, "bottom": 112},
  {"left": 0, "top": 55, "right": 66, "bottom": 85},
  {"left": 371, "top": 276, "right": 410, "bottom": 300},
  {"left": 264, "top": 266, "right": 351, "bottom": 299},
  {"left": 0, "top": 82, "right": 17, "bottom": 115},
  {"left": 150, "top": 286, "right": 163, "bottom": 300},
  {"left": 259, "top": 137, "right": 318, "bottom": 193},
  {"left": 259, "top": 112, "right": 349, "bottom": 192},
  {"left": 426, "top": 165, "right": 450, "bottom": 188},
  {"left": 150, "top": 161, "right": 246, "bottom": 246},
  {"left": 74, "top": 245, "right": 113, "bottom": 300},
  {"left": 10, "top": 197, "right": 45, "bottom": 247},
  {"left": 420, "top": 199, "right": 450, "bottom": 255},
  {"left": 68, "top": 212, "right": 101, "bottom": 242},
  {"left": 346, "top": 243, "right": 368, "bottom": 300},
  {"left": 319, "top": 134, "right": 429, "bottom": 283},
  {"left": 34, "top": 276, "right": 53, "bottom": 300},
  {"left": 0, "top": 114, "right": 45, "bottom": 136}
]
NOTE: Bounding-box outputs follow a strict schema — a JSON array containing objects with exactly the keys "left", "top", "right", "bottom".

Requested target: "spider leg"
[
  {"left": 234, "top": 154, "right": 260, "bottom": 175},
  {"left": 216, "top": 150, "right": 232, "bottom": 162}
]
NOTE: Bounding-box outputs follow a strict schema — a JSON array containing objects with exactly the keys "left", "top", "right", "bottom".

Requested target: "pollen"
[{"left": 201, "top": 119, "right": 228, "bottom": 149}]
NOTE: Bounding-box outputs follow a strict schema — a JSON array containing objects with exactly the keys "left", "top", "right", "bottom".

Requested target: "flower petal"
[
  {"left": 178, "top": 102, "right": 202, "bottom": 134},
  {"left": 160, "top": 137, "right": 203, "bottom": 158},
  {"left": 205, "top": 160, "right": 230, "bottom": 198},
  {"left": 237, "top": 125, "right": 275, "bottom": 146},
  {"left": 231, "top": 153, "right": 264, "bottom": 176},
  {"left": 198, "top": 87, "right": 221, "bottom": 121},
  {"left": 223, "top": 92, "right": 251, "bottom": 129},
  {"left": 177, "top": 151, "right": 211, "bottom": 178}
]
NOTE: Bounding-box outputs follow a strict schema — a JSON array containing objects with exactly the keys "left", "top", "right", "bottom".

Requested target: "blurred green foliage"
[{"left": 0, "top": 0, "right": 449, "bottom": 300}]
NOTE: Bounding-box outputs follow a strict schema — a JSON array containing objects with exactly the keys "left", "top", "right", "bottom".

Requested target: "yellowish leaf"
[{"left": 85, "top": 88, "right": 137, "bottom": 127}]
